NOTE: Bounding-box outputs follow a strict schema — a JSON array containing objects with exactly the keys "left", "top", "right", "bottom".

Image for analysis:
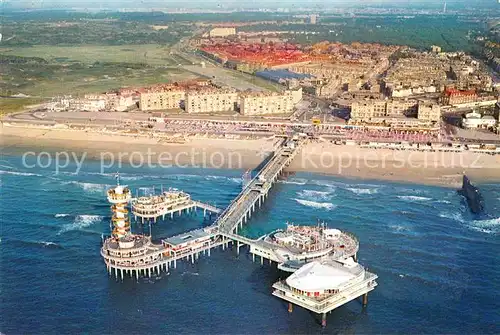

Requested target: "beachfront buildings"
[
  {"left": 70, "top": 95, "right": 107, "bottom": 112},
  {"left": 185, "top": 89, "right": 239, "bottom": 114},
  {"left": 240, "top": 90, "right": 300, "bottom": 116},
  {"left": 139, "top": 89, "right": 185, "bottom": 111},
  {"left": 417, "top": 102, "right": 442, "bottom": 122},
  {"left": 350, "top": 99, "right": 441, "bottom": 125},
  {"left": 138, "top": 80, "right": 213, "bottom": 112}
]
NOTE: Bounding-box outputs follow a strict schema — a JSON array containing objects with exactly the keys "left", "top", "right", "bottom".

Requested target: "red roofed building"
[{"left": 441, "top": 88, "right": 477, "bottom": 105}]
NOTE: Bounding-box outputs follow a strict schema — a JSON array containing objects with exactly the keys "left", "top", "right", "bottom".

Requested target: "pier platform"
[{"left": 132, "top": 194, "right": 221, "bottom": 223}]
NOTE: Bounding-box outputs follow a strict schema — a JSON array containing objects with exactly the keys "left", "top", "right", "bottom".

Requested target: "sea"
[{"left": 1, "top": 152, "right": 499, "bottom": 334}]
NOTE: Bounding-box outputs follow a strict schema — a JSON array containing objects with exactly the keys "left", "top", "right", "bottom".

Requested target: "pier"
[{"left": 100, "top": 134, "right": 378, "bottom": 327}]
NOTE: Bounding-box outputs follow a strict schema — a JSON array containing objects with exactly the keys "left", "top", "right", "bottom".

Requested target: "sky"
[{"left": 2, "top": 0, "right": 498, "bottom": 9}]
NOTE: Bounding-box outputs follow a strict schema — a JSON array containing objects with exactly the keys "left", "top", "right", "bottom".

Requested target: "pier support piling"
[
  {"left": 288, "top": 303, "right": 293, "bottom": 313},
  {"left": 321, "top": 313, "right": 327, "bottom": 328},
  {"left": 362, "top": 293, "right": 368, "bottom": 307}
]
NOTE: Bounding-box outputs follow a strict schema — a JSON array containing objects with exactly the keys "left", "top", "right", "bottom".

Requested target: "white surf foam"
[
  {"left": 346, "top": 187, "right": 378, "bottom": 195},
  {"left": 294, "top": 198, "right": 336, "bottom": 211},
  {"left": 68, "top": 181, "right": 108, "bottom": 194},
  {"left": 58, "top": 215, "right": 104, "bottom": 234},
  {"left": 469, "top": 217, "right": 500, "bottom": 235},
  {"left": 398, "top": 196, "right": 432, "bottom": 202},
  {"left": 119, "top": 175, "right": 143, "bottom": 181},
  {"left": 38, "top": 241, "right": 58, "bottom": 247},
  {"left": 0, "top": 170, "right": 42, "bottom": 177},
  {"left": 55, "top": 213, "right": 70, "bottom": 218},
  {"left": 439, "top": 212, "right": 465, "bottom": 223},
  {"left": 206, "top": 175, "right": 241, "bottom": 184},
  {"left": 297, "top": 190, "right": 333, "bottom": 201},
  {"left": 279, "top": 178, "right": 308, "bottom": 185}
]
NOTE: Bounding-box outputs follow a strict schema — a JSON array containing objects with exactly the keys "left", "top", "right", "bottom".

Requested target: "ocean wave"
[
  {"left": 58, "top": 215, "right": 104, "bottom": 234},
  {"left": 68, "top": 181, "right": 109, "bottom": 194},
  {"left": 205, "top": 175, "right": 241, "bottom": 184},
  {"left": 439, "top": 212, "right": 465, "bottom": 223},
  {"left": 119, "top": 175, "right": 143, "bottom": 181},
  {"left": 0, "top": 163, "right": 15, "bottom": 170},
  {"left": 294, "top": 198, "right": 336, "bottom": 211},
  {"left": 437, "top": 200, "right": 452, "bottom": 204},
  {"left": 389, "top": 225, "right": 409, "bottom": 232},
  {"left": 0, "top": 170, "right": 42, "bottom": 177},
  {"left": 55, "top": 213, "right": 70, "bottom": 218},
  {"left": 38, "top": 241, "right": 61, "bottom": 248},
  {"left": 468, "top": 217, "right": 500, "bottom": 235},
  {"left": 346, "top": 187, "right": 379, "bottom": 195},
  {"left": 279, "top": 178, "right": 308, "bottom": 185},
  {"left": 310, "top": 180, "right": 341, "bottom": 188},
  {"left": 296, "top": 190, "right": 333, "bottom": 201},
  {"left": 397, "top": 196, "right": 432, "bottom": 202},
  {"left": 9, "top": 239, "right": 63, "bottom": 249}
]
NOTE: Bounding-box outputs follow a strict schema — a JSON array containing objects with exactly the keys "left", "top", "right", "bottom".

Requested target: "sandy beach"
[{"left": 2, "top": 124, "right": 499, "bottom": 187}]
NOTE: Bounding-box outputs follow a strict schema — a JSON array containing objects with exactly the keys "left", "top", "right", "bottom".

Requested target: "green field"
[
  {"left": 0, "top": 45, "right": 193, "bottom": 66},
  {"left": 0, "top": 97, "right": 45, "bottom": 116},
  {"left": 0, "top": 45, "right": 200, "bottom": 114}
]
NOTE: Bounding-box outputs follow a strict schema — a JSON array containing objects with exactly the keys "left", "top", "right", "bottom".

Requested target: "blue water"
[{"left": 1, "top": 153, "right": 500, "bottom": 334}]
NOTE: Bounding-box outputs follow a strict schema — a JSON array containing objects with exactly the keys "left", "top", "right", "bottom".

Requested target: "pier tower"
[{"left": 107, "top": 175, "right": 131, "bottom": 238}]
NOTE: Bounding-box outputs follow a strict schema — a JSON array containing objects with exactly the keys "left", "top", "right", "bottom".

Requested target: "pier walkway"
[{"left": 217, "top": 136, "right": 306, "bottom": 237}]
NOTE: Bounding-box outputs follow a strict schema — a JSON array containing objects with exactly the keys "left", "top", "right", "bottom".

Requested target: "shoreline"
[{"left": 2, "top": 124, "right": 500, "bottom": 188}]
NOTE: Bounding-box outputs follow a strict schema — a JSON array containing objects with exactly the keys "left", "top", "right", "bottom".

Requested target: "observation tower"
[{"left": 107, "top": 174, "right": 131, "bottom": 238}]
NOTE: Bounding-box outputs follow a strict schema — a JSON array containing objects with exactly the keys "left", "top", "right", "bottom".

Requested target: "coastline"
[{"left": 2, "top": 124, "right": 500, "bottom": 188}]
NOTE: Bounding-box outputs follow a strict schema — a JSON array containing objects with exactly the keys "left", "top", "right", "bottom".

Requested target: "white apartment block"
[
  {"left": 185, "top": 91, "right": 238, "bottom": 113},
  {"left": 417, "top": 103, "right": 441, "bottom": 122},
  {"left": 351, "top": 99, "right": 439, "bottom": 122},
  {"left": 139, "top": 90, "right": 185, "bottom": 111},
  {"left": 240, "top": 91, "right": 295, "bottom": 116}
]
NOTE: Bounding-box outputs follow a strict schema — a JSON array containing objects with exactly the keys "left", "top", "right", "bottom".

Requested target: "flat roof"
[{"left": 163, "top": 228, "right": 213, "bottom": 246}]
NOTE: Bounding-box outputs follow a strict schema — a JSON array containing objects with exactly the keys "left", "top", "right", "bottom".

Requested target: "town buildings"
[{"left": 350, "top": 99, "right": 441, "bottom": 125}]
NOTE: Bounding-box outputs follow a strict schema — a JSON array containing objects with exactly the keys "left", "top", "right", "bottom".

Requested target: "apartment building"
[
  {"left": 351, "top": 99, "right": 439, "bottom": 123},
  {"left": 185, "top": 90, "right": 238, "bottom": 113},
  {"left": 139, "top": 90, "right": 185, "bottom": 111},
  {"left": 386, "top": 100, "right": 418, "bottom": 117},
  {"left": 417, "top": 103, "right": 442, "bottom": 122},
  {"left": 240, "top": 91, "right": 296, "bottom": 116},
  {"left": 350, "top": 100, "right": 387, "bottom": 120}
]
